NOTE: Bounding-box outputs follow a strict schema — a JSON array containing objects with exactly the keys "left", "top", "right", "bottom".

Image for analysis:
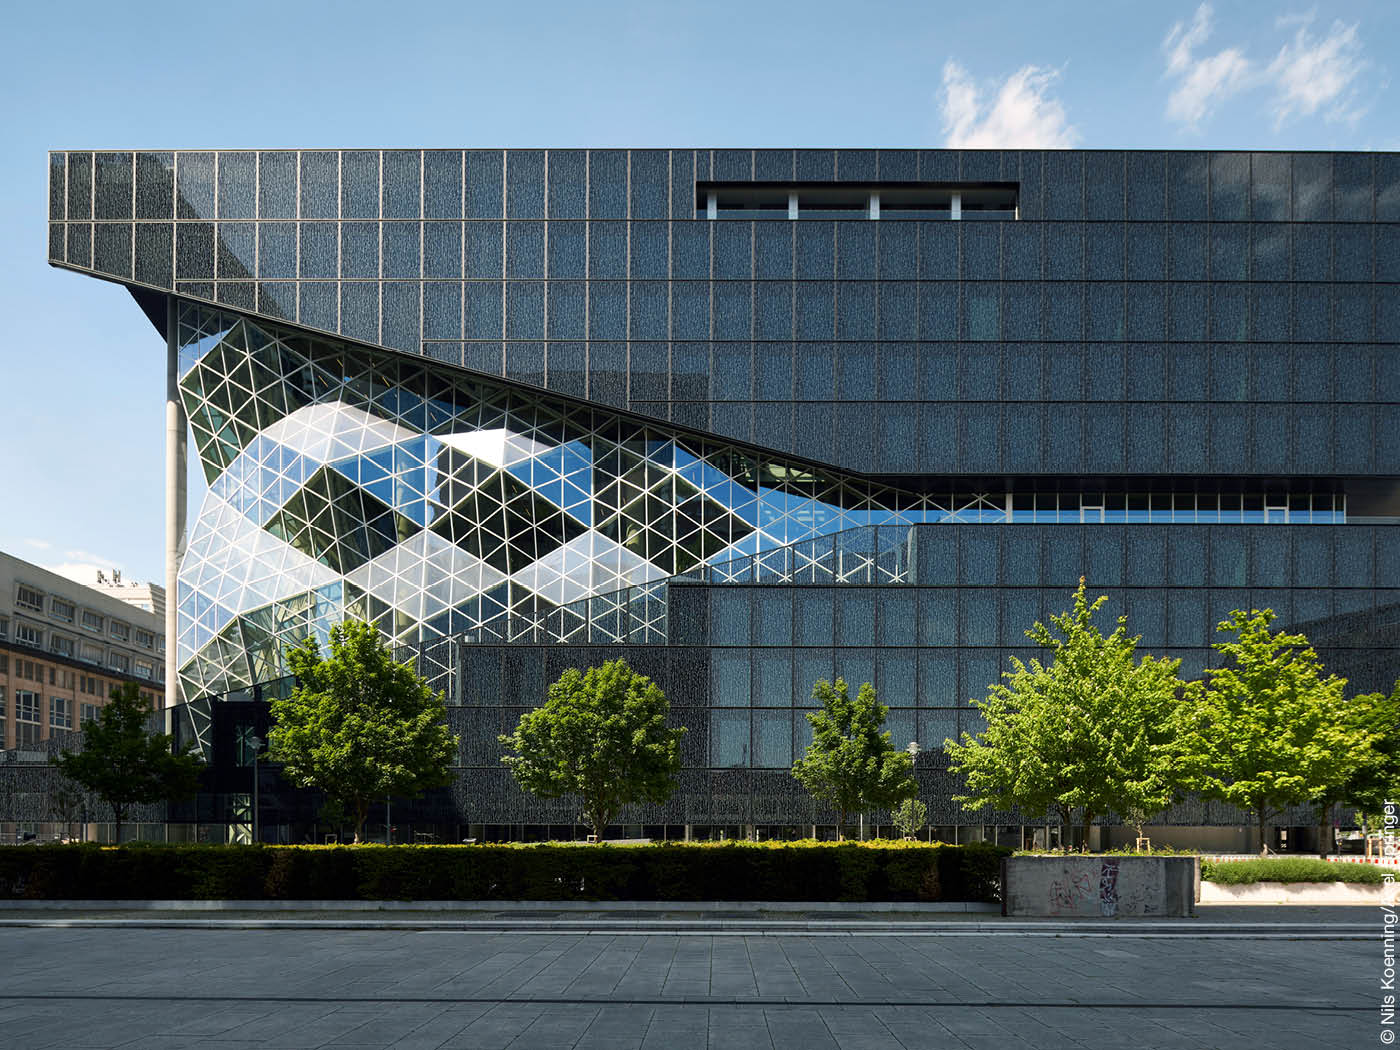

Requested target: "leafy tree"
[
  {"left": 792, "top": 678, "right": 916, "bottom": 840},
  {"left": 1176, "top": 610, "right": 1373, "bottom": 855},
  {"left": 1299, "top": 682, "right": 1397, "bottom": 854},
  {"left": 944, "top": 580, "right": 1191, "bottom": 851},
  {"left": 269, "top": 619, "right": 456, "bottom": 843},
  {"left": 892, "top": 797, "right": 928, "bottom": 840},
  {"left": 1340, "top": 681, "right": 1400, "bottom": 822},
  {"left": 46, "top": 774, "right": 90, "bottom": 841},
  {"left": 54, "top": 682, "right": 202, "bottom": 844},
  {"left": 499, "top": 659, "right": 685, "bottom": 842}
]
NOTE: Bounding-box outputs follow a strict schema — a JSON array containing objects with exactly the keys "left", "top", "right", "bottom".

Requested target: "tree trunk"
[
  {"left": 1316, "top": 803, "right": 1332, "bottom": 859},
  {"left": 352, "top": 799, "right": 368, "bottom": 845},
  {"left": 112, "top": 803, "right": 124, "bottom": 846},
  {"left": 1257, "top": 809, "right": 1269, "bottom": 856},
  {"left": 585, "top": 801, "right": 612, "bottom": 842},
  {"left": 1080, "top": 812, "right": 1094, "bottom": 854},
  {"left": 836, "top": 809, "right": 847, "bottom": 842}
]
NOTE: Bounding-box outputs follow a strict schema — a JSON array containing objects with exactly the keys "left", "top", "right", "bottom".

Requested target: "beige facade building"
[
  {"left": 80, "top": 569, "right": 166, "bottom": 620},
  {"left": 1, "top": 552, "right": 165, "bottom": 750}
]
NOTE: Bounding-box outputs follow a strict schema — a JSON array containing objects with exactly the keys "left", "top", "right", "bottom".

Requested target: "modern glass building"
[{"left": 47, "top": 148, "right": 1400, "bottom": 844}]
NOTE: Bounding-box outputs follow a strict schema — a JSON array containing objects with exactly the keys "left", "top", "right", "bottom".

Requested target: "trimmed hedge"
[
  {"left": 1200, "top": 858, "right": 1387, "bottom": 885},
  {"left": 0, "top": 841, "right": 1009, "bottom": 903}
]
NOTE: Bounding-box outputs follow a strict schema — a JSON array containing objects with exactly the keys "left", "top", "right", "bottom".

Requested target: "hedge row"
[
  {"left": 0, "top": 841, "right": 1010, "bottom": 902},
  {"left": 1200, "top": 858, "right": 1388, "bottom": 885}
]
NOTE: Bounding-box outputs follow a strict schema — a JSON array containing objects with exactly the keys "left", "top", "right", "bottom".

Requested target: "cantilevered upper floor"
[{"left": 47, "top": 148, "right": 1400, "bottom": 481}]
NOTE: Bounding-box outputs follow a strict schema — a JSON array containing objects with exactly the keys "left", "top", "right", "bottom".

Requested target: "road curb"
[{"left": 0, "top": 898, "right": 1002, "bottom": 913}]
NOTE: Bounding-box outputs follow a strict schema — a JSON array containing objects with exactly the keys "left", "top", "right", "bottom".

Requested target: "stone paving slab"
[{"left": 0, "top": 924, "right": 1374, "bottom": 1048}]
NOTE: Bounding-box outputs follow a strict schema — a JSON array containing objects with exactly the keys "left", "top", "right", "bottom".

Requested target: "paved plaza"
[{"left": 0, "top": 912, "right": 1376, "bottom": 1049}]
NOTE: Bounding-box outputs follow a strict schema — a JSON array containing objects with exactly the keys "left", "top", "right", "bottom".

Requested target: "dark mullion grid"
[
  {"left": 541, "top": 150, "right": 550, "bottom": 387},
  {"left": 457, "top": 152, "right": 467, "bottom": 364},
  {"left": 583, "top": 151, "right": 592, "bottom": 401}
]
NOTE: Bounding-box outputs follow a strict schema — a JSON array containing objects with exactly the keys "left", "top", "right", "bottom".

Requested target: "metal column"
[{"left": 164, "top": 297, "right": 187, "bottom": 711}]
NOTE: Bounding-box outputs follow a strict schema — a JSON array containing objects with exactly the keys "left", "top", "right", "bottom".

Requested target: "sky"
[{"left": 0, "top": 0, "right": 1396, "bottom": 587}]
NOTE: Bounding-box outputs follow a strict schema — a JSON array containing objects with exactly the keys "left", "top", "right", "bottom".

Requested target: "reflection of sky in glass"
[{"left": 173, "top": 301, "right": 1345, "bottom": 699}]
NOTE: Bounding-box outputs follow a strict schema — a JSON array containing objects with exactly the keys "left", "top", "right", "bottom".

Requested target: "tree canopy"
[
  {"left": 54, "top": 682, "right": 202, "bottom": 843},
  {"left": 892, "top": 797, "right": 928, "bottom": 841},
  {"left": 499, "top": 659, "right": 685, "bottom": 841},
  {"left": 1175, "top": 609, "right": 1373, "bottom": 854},
  {"left": 1341, "top": 680, "right": 1400, "bottom": 827},
  {"left": 944, "top": 580, "right": 1191, "bottom": 849},
  {"left": 791, "top": 678, "right": 916, "bottom": 839},
  {"left": 268, "top": 619, "right": 456, "bottom": 843}
]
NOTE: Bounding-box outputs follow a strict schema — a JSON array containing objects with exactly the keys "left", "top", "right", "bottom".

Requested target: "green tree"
[
  {"left": 1176, "top": 610, "right": 1373, "bottom": 855},
  {"left": 46, "top": 774, "right": 90, "bottom": 841},
  {"left": 499, "top": 659, "right": 685, "bottom": 842},
  {"left": 54, "top": 682, "right": 202, "bottom": 844},
  {"left": 944, "top": 580, "right": 1191, "bottom": 851},
  {"left": 1340, "top": 682, "right": 1400, "bottom": 822},
  {"left": 892, "top": 797, "right": 928, "bottom": 840},
  {"left": 792, "top": 678, "right": 916, "bottom": 840},
  {"left": 268, "top": 620, "right": 456, "bottom": 843},
  {"left": 1300, "top": 682, "right": 1396, "bottom": 854}
]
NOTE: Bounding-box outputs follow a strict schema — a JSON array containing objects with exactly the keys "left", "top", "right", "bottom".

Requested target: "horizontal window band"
[
  {"left": 50, "top": 217, "right": 1400, "bottom": 226},
  {"left": 157, "top": 277, "right": 1400, "bottom": 286}
]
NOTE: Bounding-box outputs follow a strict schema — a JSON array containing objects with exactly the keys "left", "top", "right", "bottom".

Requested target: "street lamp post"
[
  {"left": 905, "top": 741, "right": 920, "bottom": 841},
  {"left": 249, "top": 734, "right": 262, "bottom": 845}
]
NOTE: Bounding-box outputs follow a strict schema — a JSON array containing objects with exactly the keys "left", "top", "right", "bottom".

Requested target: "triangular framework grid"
[{"left": 174, "top": 303, "right": 1001, "bottom": 699}]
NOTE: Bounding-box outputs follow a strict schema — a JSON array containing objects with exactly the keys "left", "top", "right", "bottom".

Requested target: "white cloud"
[
  {"left": 64, "top": 548, "right": 122, "bottom": 566},
  {"left": 1266, "top": 15, "right": 1367, "bottom": 127},
  {"left": 22, "top": 538, "right": 52, "bottom": 551},
  {"left": 940, "top": 60, "right": 1078, "bottom": 148},
  {"left": 1162, "top": 4, "right": 1254, "bottom": 129},
  {"left": 48, "top": 551, "right": 139, "bottom": 588},
  {"left": 1160, "top": 5, "right": 1373, "bottom": 131},
  {"left": 48, "top": 563, "right": 112, "bottom": 587}
]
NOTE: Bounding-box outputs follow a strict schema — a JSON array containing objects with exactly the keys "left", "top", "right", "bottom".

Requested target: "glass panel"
[
  {"left": 93, "top": 152, "right": 133, "bottom": 220},
  {"left": 300, "top": 151, "right": 339, "bottom": 219},
  {"left": 258, "top": 151, "right": 297, "bottom": 219},
  {"left": 506, "top": 150, "right": 545, "bottom": 219},
  {"left": 710, "top": 651, "right": 750, "bottom": 708},
  {"left": 711, "top": 710, "right": 751, "bottom": 767},
  {"left": 216, "top": 152, "right": 255, "bottom": 219},
  {"left": 382, "top": 150, "right": 421, "bottom": 219}
]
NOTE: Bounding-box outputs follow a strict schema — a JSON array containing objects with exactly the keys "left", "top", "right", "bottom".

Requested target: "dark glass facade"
[{"left": 49, "top": 148, "right": 1400, "bottom": 838}]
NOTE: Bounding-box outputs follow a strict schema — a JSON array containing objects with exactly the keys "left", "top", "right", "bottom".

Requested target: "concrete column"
[{"left": 164, "top": 296, "right": 187, "bottom": 712}]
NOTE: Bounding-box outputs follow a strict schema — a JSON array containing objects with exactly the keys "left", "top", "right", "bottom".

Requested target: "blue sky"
[{"left": 1, "top": 0, "right": 1396, "bottom": 586}]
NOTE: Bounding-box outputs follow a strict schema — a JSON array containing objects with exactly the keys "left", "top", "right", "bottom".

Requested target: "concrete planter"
[
  {"left": 1199, "top": 880, "right": 1397, "bottom": 906},
  {"left": 1001, "top": 855, "right": 1200, "bottom": 917}
]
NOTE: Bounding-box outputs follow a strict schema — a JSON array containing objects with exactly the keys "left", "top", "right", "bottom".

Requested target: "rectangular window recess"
[{"left": 696, "top": 181, "right": 1018, "bottom": 220}]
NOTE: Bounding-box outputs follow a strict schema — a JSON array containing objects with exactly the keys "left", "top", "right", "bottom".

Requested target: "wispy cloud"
[
  {"left": 940, "top": 60, "right": 1078, "bottom": 148},
  {"left": 23, "top": 538, "right": 52, "bottom": 551},
  {"left": 1161, "top": 4, "right": 1372, "bottom": 132},
  {"left": 1266, "top": 14, "right": 1367, "bottom": 128},
  {"left": 1162, "top": 4, "right": 1253, "bottom": 129},
  {"left": 64, "top": 548, "right": 121, "bottom": 566}
]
